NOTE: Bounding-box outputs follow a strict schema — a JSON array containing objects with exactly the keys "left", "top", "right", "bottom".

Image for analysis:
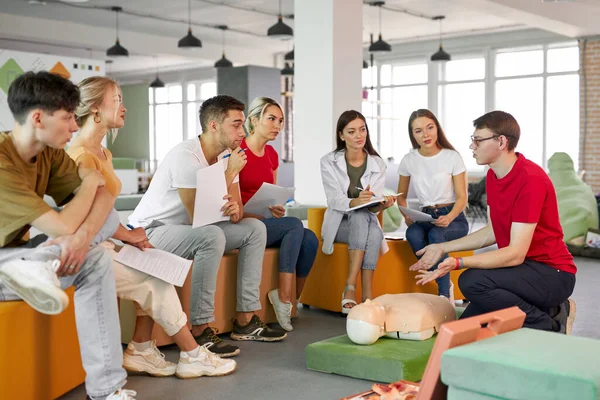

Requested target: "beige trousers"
[{"left": 101, "top": 242, "right": 187, "bottom": 337}]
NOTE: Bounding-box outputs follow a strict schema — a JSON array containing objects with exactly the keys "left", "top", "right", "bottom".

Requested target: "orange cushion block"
[
  {"left": 0, "top": 287, "right": 85, "bottom": 400},
  {"left": 300, "top": 208, "right": 471, "bottom": 313}
]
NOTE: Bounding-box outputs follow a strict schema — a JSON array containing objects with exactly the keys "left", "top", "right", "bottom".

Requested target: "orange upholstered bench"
[
  {"left": 0, "top": 287, "right": 85, "bottom": 400},
  {"left": 299, "top": 207, "right": 472, "bottom": 313}
]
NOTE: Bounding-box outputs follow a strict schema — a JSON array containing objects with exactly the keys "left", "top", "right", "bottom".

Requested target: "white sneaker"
[
  {"left": 123, "top": 340, "right": 177, "bottom": 376},
  {"left": 106, "top": 389, "right": 137, "bottom": 399},
  {"left": 0, "top": 259, "right": 68, "bottom": 315},
  {"left": 268, "top": 288, "right": 293, "bottom": 331},
  {"left": 175, "top": 345, "right": 237, "bottom": 379}
]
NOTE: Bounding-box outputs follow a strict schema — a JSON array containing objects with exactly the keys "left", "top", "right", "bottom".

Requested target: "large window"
[
  {"left": 438, "top": 57, "right": 486, "bottom": 172},
  {"left": 494, "top": 45, "right": 579, "bottom": 169},
  {"left": 364, "top": 41, "right": 580, "bottom": 172},
  {"left": 364, "top": 62, "right": 428, "bottom": 161},
  {"left": 149, "top": 81, "right": 216, "bottom": 165}
]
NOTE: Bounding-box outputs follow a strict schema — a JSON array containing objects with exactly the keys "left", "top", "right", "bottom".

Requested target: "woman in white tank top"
[{"left": 396, "top": 109, "right": 469, "bottom": 300}]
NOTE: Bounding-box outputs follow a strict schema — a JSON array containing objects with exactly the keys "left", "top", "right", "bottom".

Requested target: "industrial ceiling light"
[
  {"left": 267, "top": 0, "right": 293, "bottom": 39},
  {"left": 363, "top": 60, "right": 369, "bottom": 69},
  {"left": 149, "top": 57, "right": 165, "bottom": 88},
  {"left": 281, "top": 62, "right": 294, "bottom": 76},
  {"left": 214, "top": 25, "right": 233, "bottom": 68},
  {"left": 430, "top": 15, "right": 451, "bottom": 62},
  {"left": 284, "top": 47, "right": 294, "bottom": 61},
  {"left": 106, "top": 6, "right": 129, "bottom": 57},
  {"left": 178, "top": 0, "right": 202, "bottom": 49},
  {"left": 368, "top": 1, "right": 391, "bottom": 53}
]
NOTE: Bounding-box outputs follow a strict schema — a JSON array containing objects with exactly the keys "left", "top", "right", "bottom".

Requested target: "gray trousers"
[
  {"left": 0, "top": 210, "right": 127, "bottom": 399},
  {"left": 146, "top": 217, "right": 266, "bottom": 326},
  {"left": 334, "top": 209, "right": 383, "bottom": 270}
]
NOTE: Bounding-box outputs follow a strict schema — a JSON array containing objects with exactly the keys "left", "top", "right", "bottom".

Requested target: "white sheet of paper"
[
  {"left": 345, "top": 192, "right": 403, "bottom": 212},
  {"left": 244, "top": 183, "right": 295, "bottom": 219},
  {"left": 114, "top": 245, "right": 192, "bottom": 287},
  {"left": 398, "top": 205, "right": 434, "bottom": 222},
  {"left": 192, "top": 160, "right": 229, "bottom": 228}
]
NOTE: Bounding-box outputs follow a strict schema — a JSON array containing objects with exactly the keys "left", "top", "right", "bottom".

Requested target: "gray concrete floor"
[{"left": 59, "top": 256, "right": 600, "bottom": 400}]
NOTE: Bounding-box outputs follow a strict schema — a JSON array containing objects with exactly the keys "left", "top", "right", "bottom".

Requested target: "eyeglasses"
[{"left": 470, "top": 134, "right": 499, "bottom": 147}]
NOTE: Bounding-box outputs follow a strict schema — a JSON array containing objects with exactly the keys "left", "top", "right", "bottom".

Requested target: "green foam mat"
[
  {"left": 448, "top": 386, "right": 504, "bottom": 400},
  {"left": 441, "top": 328, "right": 600, "bottom": 400},
  {"left": 306, "top": 334, "right": 435, "bottom": 383}
]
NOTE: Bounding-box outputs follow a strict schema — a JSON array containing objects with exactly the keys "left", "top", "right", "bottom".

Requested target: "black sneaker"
[
  {"left": 230, "top": 315, "right": 287, "bottom": 342},
  {"left": 194, "top": 327, "right": 240, "bottom": 357},
  {"left": 553, "top": 298, "right": 576, "bottom": 335}
]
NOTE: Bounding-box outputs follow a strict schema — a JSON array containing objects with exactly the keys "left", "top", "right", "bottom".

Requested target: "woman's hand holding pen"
[{"left": 350, "top": 185, "right": 375, "bottom": 208}]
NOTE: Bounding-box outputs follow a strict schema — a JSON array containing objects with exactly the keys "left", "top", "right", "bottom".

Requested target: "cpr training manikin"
[{"left": 346, "top": 293, "right": 456, "bottom": 345}]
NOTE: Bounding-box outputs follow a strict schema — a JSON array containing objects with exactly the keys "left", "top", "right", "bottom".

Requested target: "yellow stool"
[
  {"left": 0, "top": 287, "right": 85, "bottom": 400},
  {"left": 300, "top": 208, "right": 472, "bottom": 312}
]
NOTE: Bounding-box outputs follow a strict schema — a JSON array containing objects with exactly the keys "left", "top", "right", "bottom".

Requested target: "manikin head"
[{"left": 347, "top": 299, "right": 386, "bottom": 345}]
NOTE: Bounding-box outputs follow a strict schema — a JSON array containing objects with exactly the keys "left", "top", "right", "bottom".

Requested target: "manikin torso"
[{"left": 346, "top": 293, "right": 456, "bottom": 345}]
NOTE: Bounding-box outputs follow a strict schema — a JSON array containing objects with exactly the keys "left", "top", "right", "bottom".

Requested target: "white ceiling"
[{"left": 0, "top": 0, "right": 598, "bottom": 77}]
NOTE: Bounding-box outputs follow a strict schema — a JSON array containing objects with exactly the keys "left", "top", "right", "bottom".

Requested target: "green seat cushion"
[
  {"left": 306, "top": 334, "right": 434, "bottom": 383},
  {"left": 448, "top": 386, "right": 504, "bottom": 400},
  {"left": 441, "top": 328, "right": 600, "bottom": 400}
]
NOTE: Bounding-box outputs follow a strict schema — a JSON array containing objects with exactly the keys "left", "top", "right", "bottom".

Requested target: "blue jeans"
[
  {"left": 405, "top": 205, "right": 469, "bottom": 297},
  {"left": 334, "top": 210, "right": 383, "bottom": 270},
  {"left": 263, "top": 217, "right": 318, "bottom": 278}
]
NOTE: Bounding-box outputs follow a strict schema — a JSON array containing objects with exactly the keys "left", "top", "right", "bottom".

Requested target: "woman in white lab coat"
[{"left": 320, "top": 110, "right": 396, "bottom": 314}]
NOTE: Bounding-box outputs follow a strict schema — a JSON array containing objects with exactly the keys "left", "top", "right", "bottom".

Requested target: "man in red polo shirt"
[{"left": 410, "top": 110, "right": 576, "bottom": 334}]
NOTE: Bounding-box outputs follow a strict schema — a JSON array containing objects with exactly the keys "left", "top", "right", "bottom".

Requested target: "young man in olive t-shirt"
[{"left": 0, "top": 72, "right": 134, "bottom": 400}]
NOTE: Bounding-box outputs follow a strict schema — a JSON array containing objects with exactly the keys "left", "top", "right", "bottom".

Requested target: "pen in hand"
[
  {"left": 223, "top": 148, "right": 247, "bottom": 159},
  {"left": 355, "top": 186, "right": 376, "bottom": 197}
]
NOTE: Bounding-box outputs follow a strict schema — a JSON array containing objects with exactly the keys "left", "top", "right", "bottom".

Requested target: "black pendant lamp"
[
  {"left": 363, "top": 59, "right": 369, "bottom": 69},
  {"left": 281, "top": 62, "right": 294, "bottom": 76},
  {"left": 431, "top": 16, "right": 451, "bottom": 62},
  {"left": 106, "top": 7, "right": 129, "bottom": 57},
  {"left": 150, "top": 57, "right": 165, "bottom": 88},
  {"left": 214, "top": 25, "right": 233, "bottom": 67},
  {"left": 267, "top": 0, "right": 293, "bottom": 39},
  {"left": 368, "top": 2, "right": 391, "bottom": 53},
  {"left": 178, "top": 0, "right": 202, "bottom": 49},
  {"left": 284, "top": 47, "right": 294, "bottom": 61}
]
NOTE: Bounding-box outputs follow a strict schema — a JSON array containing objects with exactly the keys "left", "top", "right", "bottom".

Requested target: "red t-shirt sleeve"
[{"left": 512, "top": 179, "right": 546, "bottom": 224}]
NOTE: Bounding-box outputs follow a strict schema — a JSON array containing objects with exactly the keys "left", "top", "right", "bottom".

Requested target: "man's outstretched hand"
[{"left": 408, "top": 243, "right": 445, "bottom": 271}]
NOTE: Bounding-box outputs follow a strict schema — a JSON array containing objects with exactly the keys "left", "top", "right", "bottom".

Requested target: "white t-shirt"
[
  {"left": 397, "top": 148, "right": 466, "bottom": 208},
  {"left": 129, "top": 138, "right": 238, "bottom": 227}
]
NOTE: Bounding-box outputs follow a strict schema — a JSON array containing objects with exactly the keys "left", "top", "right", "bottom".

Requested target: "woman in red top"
[{"left": 239, "top": 97, "right": 318, "bottom": 332}]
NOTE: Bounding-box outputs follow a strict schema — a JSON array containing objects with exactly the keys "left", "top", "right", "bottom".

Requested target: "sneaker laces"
[
  {"left": 253, "top": 316, "right": 271, "bottom": 331},
  {"left": 199, "top": 343, "right": 225, "bottom": 367},
  {"left": 207, "top": 328, "right": 223, "bottom": 344},
  {"left": 147, "top": 340, "right": 170, "bottom": 367},
  {"left": 106, "top": 389, "right": 137, "bottom": 399}
]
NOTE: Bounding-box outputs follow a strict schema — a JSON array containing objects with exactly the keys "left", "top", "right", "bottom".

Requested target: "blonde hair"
[
  {"left": 244, "top": 97, "right": 283, "bottom": 134},
  {"left": 75, "top": 76, "right": 119, "bottom": 127}
]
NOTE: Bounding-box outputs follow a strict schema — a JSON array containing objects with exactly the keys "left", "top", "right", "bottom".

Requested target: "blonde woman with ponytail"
[
  {"left": 239, "top": 97, "right": 317, "bottom": 332},
  {"left": 67, "top": 76, "right": 236, "bottom": 379}
]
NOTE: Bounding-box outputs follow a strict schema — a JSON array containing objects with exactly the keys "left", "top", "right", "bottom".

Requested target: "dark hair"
[
  {"left": 408, "top": 109, "right": 455, "bottom": 151},
  {"left": 472, "top": 111, "right": 520, "bottom": 151},
  {"left": 8, "top": 71, "right": 80, "bottom": 125},
  {"left": 199, "top": 95, "right": 245, "bottom": 132},
  {"left": 334, "top": 110, "right": 380, "bottom": 157}
]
